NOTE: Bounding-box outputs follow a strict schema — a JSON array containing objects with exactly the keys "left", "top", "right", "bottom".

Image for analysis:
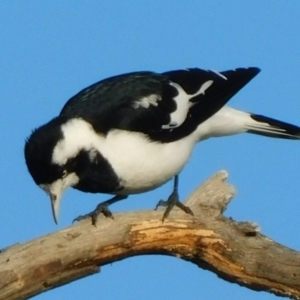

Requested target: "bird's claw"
[
  {"left": 155, "top": 191, "right": 193, "bottom": 222},
  {"left": 73, "top": 204, "right": 114, "bottom": 226}
]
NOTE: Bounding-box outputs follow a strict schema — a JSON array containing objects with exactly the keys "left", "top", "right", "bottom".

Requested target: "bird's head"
[{"left": 24, "top": 117, "right": 87, "bottom": 224}]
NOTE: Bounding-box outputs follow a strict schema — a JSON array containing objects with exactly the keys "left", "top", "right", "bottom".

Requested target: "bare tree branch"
[{"left": 1, "top": 171, "right": 300, "bottom": 299}]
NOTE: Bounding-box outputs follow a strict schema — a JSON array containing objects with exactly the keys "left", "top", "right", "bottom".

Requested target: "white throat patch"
[{"left": 39, "top": 172, "right": 79, "bottom": 195}]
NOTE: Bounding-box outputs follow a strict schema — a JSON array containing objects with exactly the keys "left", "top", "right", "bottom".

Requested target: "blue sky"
[{"left": 1, "top": 1, "right": 300, "bottom": 299}]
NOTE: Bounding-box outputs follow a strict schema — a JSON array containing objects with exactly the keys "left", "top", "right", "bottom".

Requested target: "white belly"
[{"left": 98, "top": 129, "right": 197, "bottom": 193}]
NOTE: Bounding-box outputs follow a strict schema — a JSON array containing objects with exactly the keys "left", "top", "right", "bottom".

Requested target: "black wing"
[{"left": 60, "top": 68, "right": 260, "bottom": 142}]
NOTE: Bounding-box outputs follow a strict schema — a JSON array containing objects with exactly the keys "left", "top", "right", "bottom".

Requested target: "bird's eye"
[{"left": 62, "top": 170, "right": 68, "bottom": 178}]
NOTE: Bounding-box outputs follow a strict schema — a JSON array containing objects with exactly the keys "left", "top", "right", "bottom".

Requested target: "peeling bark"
[{"left": 1, "top": 171, "right": 300, "bottom": 299}]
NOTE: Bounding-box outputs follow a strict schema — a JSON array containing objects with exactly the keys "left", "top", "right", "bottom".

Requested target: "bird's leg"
[
  {"left": 74, "top": 195, "right": 128, "bottom": 226},
  {"left": 155, "top": 175, "right": 194, "bottom": 221}
]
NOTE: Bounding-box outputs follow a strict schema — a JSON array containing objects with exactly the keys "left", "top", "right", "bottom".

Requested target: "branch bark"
[{"left": 1, "top": 171, "right": 300, "bottom": 299}]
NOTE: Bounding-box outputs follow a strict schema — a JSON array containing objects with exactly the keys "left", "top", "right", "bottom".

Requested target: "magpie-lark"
[{"left": 24, "top": 68, "right": 300, "bottom": 224}]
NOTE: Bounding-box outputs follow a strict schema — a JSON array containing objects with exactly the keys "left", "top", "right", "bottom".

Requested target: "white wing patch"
[
  {"left": 132, "top": 94, "right": 162, "bottom": 109},
  {"left": 211, "top": 70, "right": 228, "bottom": 80},
  {"left": 198, "top": 80, "right": 214, "bottom": 94},
  {"left": 162, "top": 80, "right": 213, "bottom": 129}
]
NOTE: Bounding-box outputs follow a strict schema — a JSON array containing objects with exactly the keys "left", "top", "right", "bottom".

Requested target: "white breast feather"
[{"left": 52, "top": 118, "right": 199, "bottom": 194}]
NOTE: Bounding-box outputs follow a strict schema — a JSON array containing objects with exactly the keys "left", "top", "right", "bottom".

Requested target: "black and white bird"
[{"left": 24, "top": 67, "right": 300, "bottom": 224}]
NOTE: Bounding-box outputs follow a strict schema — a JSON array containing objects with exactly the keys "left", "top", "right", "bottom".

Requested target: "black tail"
[
  {"left": 164, "top": 67, "right": 261, "bottom": 126},
  {"left": 247, "top": 113, "right": 300, "bottom": 140}
]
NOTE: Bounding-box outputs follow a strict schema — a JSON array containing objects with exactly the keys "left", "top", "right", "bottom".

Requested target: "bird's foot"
[
  {"left": 155, "top": 190, "right": 194, "bottom": 222},
  {"left": 73, "top": 195, "right": 127, "bottom": 226},
  {"left": 73, "top": 203, "right": 114, "bottom": 226}
]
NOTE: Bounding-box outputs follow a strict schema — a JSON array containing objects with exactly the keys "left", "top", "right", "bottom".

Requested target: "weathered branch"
[{"left": 1, "top": 171, "right": 300, "bottom": 299}]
